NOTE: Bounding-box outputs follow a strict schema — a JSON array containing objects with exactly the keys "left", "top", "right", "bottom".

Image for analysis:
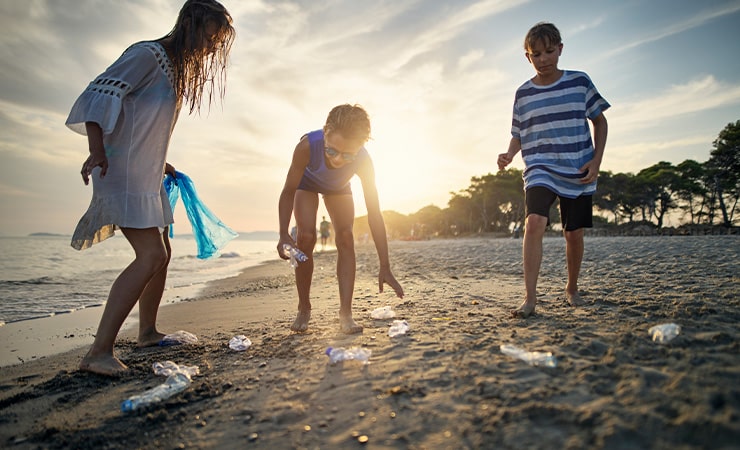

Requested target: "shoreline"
[{"left": 1, "top": 237, "right": 738, "bottom": 449}]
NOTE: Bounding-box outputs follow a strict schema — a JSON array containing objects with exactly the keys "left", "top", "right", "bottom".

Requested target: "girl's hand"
[
  {"left": 379, "top": 266, "right": 404, "bottom": 298},
  {"left": 277, "top": 236, "right": 297, "bottom": 260},
  {"left": 81, "top": 152, "right": 108, "bottom": 185},
  {"left": 164, "top": 162, "right": 176, "bottom": 178}
]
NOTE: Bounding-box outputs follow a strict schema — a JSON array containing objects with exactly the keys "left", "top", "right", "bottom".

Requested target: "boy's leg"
[
  {"left": 136, "top": 227, "right": 172, "bottom": 347},
  {"left": 560, "top": 194, "right": 593, "bottom": 306},
  {"left": 323, "top": 194, "right": 362, "bottom": 334},
  {"left": 516, "top": 213, "right": 548, "bottom": 317},
  {"left": 292, "top": 190, "right": 319, "bottom": 331},
  {"left": 80, "top": 227, "right": 169, "bottom": 375},
  {"left": 513, "top": 187, "right": 556, "bottom": 318},
  {"left": 564, "top": 228, "right": 585, "bottom": 305}
]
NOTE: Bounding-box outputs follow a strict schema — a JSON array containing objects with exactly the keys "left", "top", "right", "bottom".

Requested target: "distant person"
[
  {"left": 277, "top": 104, "right": 404, "bottom": 334},
  {"left": 319, "top": 216, "right": 331, "bottom": 250},
  {"left": 66, "top": 0, "right": 235, "bottom": 375},
  {"left": 497, "top": 22, "right": 609, "bottom": 318}
]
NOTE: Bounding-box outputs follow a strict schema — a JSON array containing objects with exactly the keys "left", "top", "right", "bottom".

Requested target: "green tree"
[{"left": 706, "top": 121, "right": 740, "bottom": 226}]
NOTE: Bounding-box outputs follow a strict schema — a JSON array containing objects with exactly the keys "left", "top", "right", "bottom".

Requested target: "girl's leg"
[
  {"left": 324, "top": 194, "right": 361, "bottom": 334},
  {"left": 291, "top": 190, "right": 319, "bottom": 332},
  {"left": 136, "top": 227, "right": 173, "bottom": 347},
  {"left": 79, "top": 227, "right": 168, "bottom": 375}
]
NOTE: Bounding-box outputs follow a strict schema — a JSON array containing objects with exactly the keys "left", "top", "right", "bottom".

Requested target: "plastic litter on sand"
[
  {"left": 500, "top": 344, "right": 557, "bottom": 368},
  {"left": 229, "top": 335, "right": 252, "bottom": 351},
  {"left": 159, "top": 330, "right": 198, "bottom": 346},
  {"left": 370, "top": 306, "right": 396, "bottom": 319},
  {"left": 648, "top": 323, "right": 681, "bottom": 343}
]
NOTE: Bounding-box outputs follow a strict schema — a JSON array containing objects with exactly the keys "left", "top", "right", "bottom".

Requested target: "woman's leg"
[
  {"left": 79, "top": 227, "right": 168, "bottom": 375},
  {"left": 137, "top": 227, "right": 173, "bottom": 347}
]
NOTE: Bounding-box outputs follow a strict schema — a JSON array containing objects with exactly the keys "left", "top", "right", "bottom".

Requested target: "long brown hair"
[{"left": 162, "top": 0, "right": 235, "bottom": 114}]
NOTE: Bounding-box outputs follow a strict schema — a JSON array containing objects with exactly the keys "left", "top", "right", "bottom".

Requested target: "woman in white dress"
[{"left": 66, "top": 0, "right": 235, "bottom": 376}]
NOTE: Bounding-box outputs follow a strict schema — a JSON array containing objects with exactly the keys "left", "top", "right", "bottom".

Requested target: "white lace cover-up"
[{"left": 66, "top": 42, "right": 179, "bottom": 250}]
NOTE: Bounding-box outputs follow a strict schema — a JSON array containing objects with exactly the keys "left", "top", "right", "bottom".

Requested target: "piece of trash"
[
  {"left": 229, "top": 335, "right": 252, "bottom": 351},
  {"left": 159, "top": 330, "right": 198, "bottom": 346},
  {"left": 388, "top": 320, "right": 410, "bottom": 337},
  {"left": 282, "top": 244, "right": 308, "bottom": 268},
  {"left": 500, "top": 344, "right": 557, "bottom": 368},
  {"left": 152, "top": 361, "right": 199, "bottom": 378},
  {"left": 648, "top": 323, "right": 681, "bottom": 343},
  {"left": 121, "top": 372, "right": 192, "bottom": 412},
  {"left": 370, "top": 306, "right": 396, "bottom": 319},
  {"left": 325, "top": 346, "right": 371, "bottom": 365}
]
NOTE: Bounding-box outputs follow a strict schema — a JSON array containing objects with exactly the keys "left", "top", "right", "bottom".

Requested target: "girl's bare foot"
[
  {"left": 566, "top": 292, "right": 586, "bottom": 306},
  {"left": 511, "top": 300, "right": 536, "bottom": 318},
  {"left": 79, "top": 353, "right": 128, "bottom": 376},
  {"left": 291, "top": 310, "right": 311, "bottom": 332},
  {"left": 339, "top": 315, "right": 363, "bottom": 334},
  {"left": 137, "top": 330, "right": 166, "bottom": 348}
]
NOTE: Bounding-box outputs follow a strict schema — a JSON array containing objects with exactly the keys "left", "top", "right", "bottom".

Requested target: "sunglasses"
[{"left": 324, "top": 146, "right": 358, "bottom": 162}]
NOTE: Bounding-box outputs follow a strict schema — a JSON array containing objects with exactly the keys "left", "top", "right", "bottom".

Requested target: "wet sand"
[{"left": 0, "top": 236, "right": 738, "bottom": 449}]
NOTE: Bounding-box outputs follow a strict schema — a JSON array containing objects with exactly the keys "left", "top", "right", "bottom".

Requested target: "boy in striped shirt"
[{"left": 497, "top": 22, "right": 610, "bottom": 318}]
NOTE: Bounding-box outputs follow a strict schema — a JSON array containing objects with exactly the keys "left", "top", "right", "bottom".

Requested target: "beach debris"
[
  {"left": 500, "top": 344, "right": 557, "bottom": 368},
  {"left": 388, "top": 320, "right": 410, "bottom": 337},
  {"left": 159, "top": 330, "right": 198, "bottom": 346},
  {"left": 152, "top": 360, "right": 199, "bottom": 378},
  {"left": 648, "top": 323, "right": 681, "bottom": 343},
  {"left": 370, "top": 306, "right": 396, "bottom": 319},
  {"left": 325, "top": 346, "right": 372, "bottom": 365},
  {"left": 121, "top": 361, "right": 198, "bottom": 412},
  {"left": 282, "top": 243, "right": 308, "bottom": 268},
  {"left": 229, "top": 335, "right": 252, "bottom": 351}
]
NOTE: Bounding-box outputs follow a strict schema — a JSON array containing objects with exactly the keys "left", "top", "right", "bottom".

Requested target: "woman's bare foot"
[
  {"left": 511, "top": 300, "right": 536, "bottom": 318},
  {"left": 137, "top": 330, "right": 166, "bottom": 348},
  {"left": 291, "top": 310, "right": 311, "bottom": 332},
  {"left": 566, "top": 292, "right": 586, "bottom": 306},
  {"left": 79, "top": 353, "right": 128, "bottom": 376},
  {"left": 339, "top": 314, "right": 363, "bottom": 334}
]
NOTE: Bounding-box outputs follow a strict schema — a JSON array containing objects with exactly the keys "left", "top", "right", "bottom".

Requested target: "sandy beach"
[{"left": 1, "top": 236, "right": 738, "bottom": 449}]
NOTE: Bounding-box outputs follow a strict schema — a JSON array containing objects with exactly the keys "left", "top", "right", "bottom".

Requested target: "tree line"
[{"left": 355, "top": 121, "right": 739, "bottom": 239}]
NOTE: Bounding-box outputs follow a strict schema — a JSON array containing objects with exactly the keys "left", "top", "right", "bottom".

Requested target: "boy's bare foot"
[
  {"left": 79, "top": 353, "right": 128, "bottom": 376},
  {"left": 511, "top": 301, "right": 536, "bottom": 318},
  {"left": 291, "top": 310, "right": 311, "bottom": 332},
  {"left": 566, "top": 292, "right": 586, "bottom": 306},
  {"left": 339, "top": 315, "right": 363, "bottom": 334},
  {"left": 137, "top": 330, "right": 166, "bottom": 348}
]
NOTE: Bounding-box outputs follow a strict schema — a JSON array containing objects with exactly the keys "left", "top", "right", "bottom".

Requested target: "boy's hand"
[
  {"left": 497, "top": 152, "right": 512, "bottom": 171},
  {"left": 579, "top": 160, "right": 600, "bottom": 184},
  {"left": 379, "top": 266, "right": 404, "bottom": 298}
]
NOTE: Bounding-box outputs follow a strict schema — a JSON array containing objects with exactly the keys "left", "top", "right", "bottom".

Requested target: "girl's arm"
[
  {"left": 81, "top": 122, "right": 107, "bottom": 185},
  {"left": 277, "top": 137, "right": 310, "bottom": 257}
]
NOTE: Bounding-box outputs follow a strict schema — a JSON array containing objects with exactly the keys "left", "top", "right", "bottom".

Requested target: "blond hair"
[
  {"left": 524, "top": 22, "right": 561, "bottom": 51},
  {"left": 163, "top": 0, "right": 236, "bottom": 114}
]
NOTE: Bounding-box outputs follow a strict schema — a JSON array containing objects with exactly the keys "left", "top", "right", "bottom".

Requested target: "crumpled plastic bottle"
[
  {"left": 121, "top": 361, "right": 200, "bottom": 412},
  {"left": 158, "top": 330, "right": 198, "bottom": 346},
  {"left": 229, "top": 335, "right": 252, "bottom": 351},
  {"left": 282, "top": 244, "right": 308, "bottom": 268},
  {"left": 500, "top": 344, "right": 557, "bottom": 368},
  {"left": 388, "top": 320, "right": 410, "bottom": 337},
  {"left": 370, "top": 306, "right": 396, "bottom": 319},
  {"left": 325, "top": 346, "right": 372, "bottom": 365},
  {"left": 648, "top": 323, "right": 681, "bottom": 343},
  {"left": 152, "top": 361, "right": 199, "bottom": 378}
]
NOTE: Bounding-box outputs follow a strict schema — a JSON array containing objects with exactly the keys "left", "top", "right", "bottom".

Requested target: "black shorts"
[
  {"left": 525, "top": 186, "right": 593, "bottom": 231},
  {"left": 297, "top": 175, "right": 352, "bottom": 196}
]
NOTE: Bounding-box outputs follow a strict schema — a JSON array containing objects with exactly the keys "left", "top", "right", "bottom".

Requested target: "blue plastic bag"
[{"left": 163, "top": 171, "right": 238, "bottom": 259}]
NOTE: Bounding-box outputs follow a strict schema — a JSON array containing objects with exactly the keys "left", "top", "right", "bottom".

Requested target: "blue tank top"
[{"left": 301, "top": 129, "right": 369, "bottom": 192}]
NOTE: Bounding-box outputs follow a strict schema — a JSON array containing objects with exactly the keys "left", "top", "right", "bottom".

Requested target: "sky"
[{"left": 1, "top": 0, "right": 739, "bottom": 236}]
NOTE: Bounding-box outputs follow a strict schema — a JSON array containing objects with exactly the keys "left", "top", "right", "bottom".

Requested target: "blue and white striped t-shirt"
[{"left": 511, "top": 70, "right": 610, "bottom": 198}]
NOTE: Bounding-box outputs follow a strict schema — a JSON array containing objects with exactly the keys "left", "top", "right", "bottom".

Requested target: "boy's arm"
[
  {"left": 498, "top": 137, "right": 521, "bottom": 171},
  {"left": 277, "top": 137, "right": 310, "bottom": 258},
  {"left": 357, "top": 159, "right": 404, "bottom": 298},
  {"left": 580, "top": 113, "right": 608, "bottom": 184}
]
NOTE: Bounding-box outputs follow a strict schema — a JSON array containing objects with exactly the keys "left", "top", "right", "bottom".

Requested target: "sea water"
[{"left": 0, "top": 234, "right": 278, "bottom": 326}]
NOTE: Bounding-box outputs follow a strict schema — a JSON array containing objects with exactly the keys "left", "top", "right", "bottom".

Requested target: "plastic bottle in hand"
[
  {"left": 121, "top": 372, "right": 191, "bottom": 412},
  {"left": 325, "top": 346, "right": 371, "bottom": 365},
  {"left": 282, "top": 244, "right": 308, "bottom": 268}
]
